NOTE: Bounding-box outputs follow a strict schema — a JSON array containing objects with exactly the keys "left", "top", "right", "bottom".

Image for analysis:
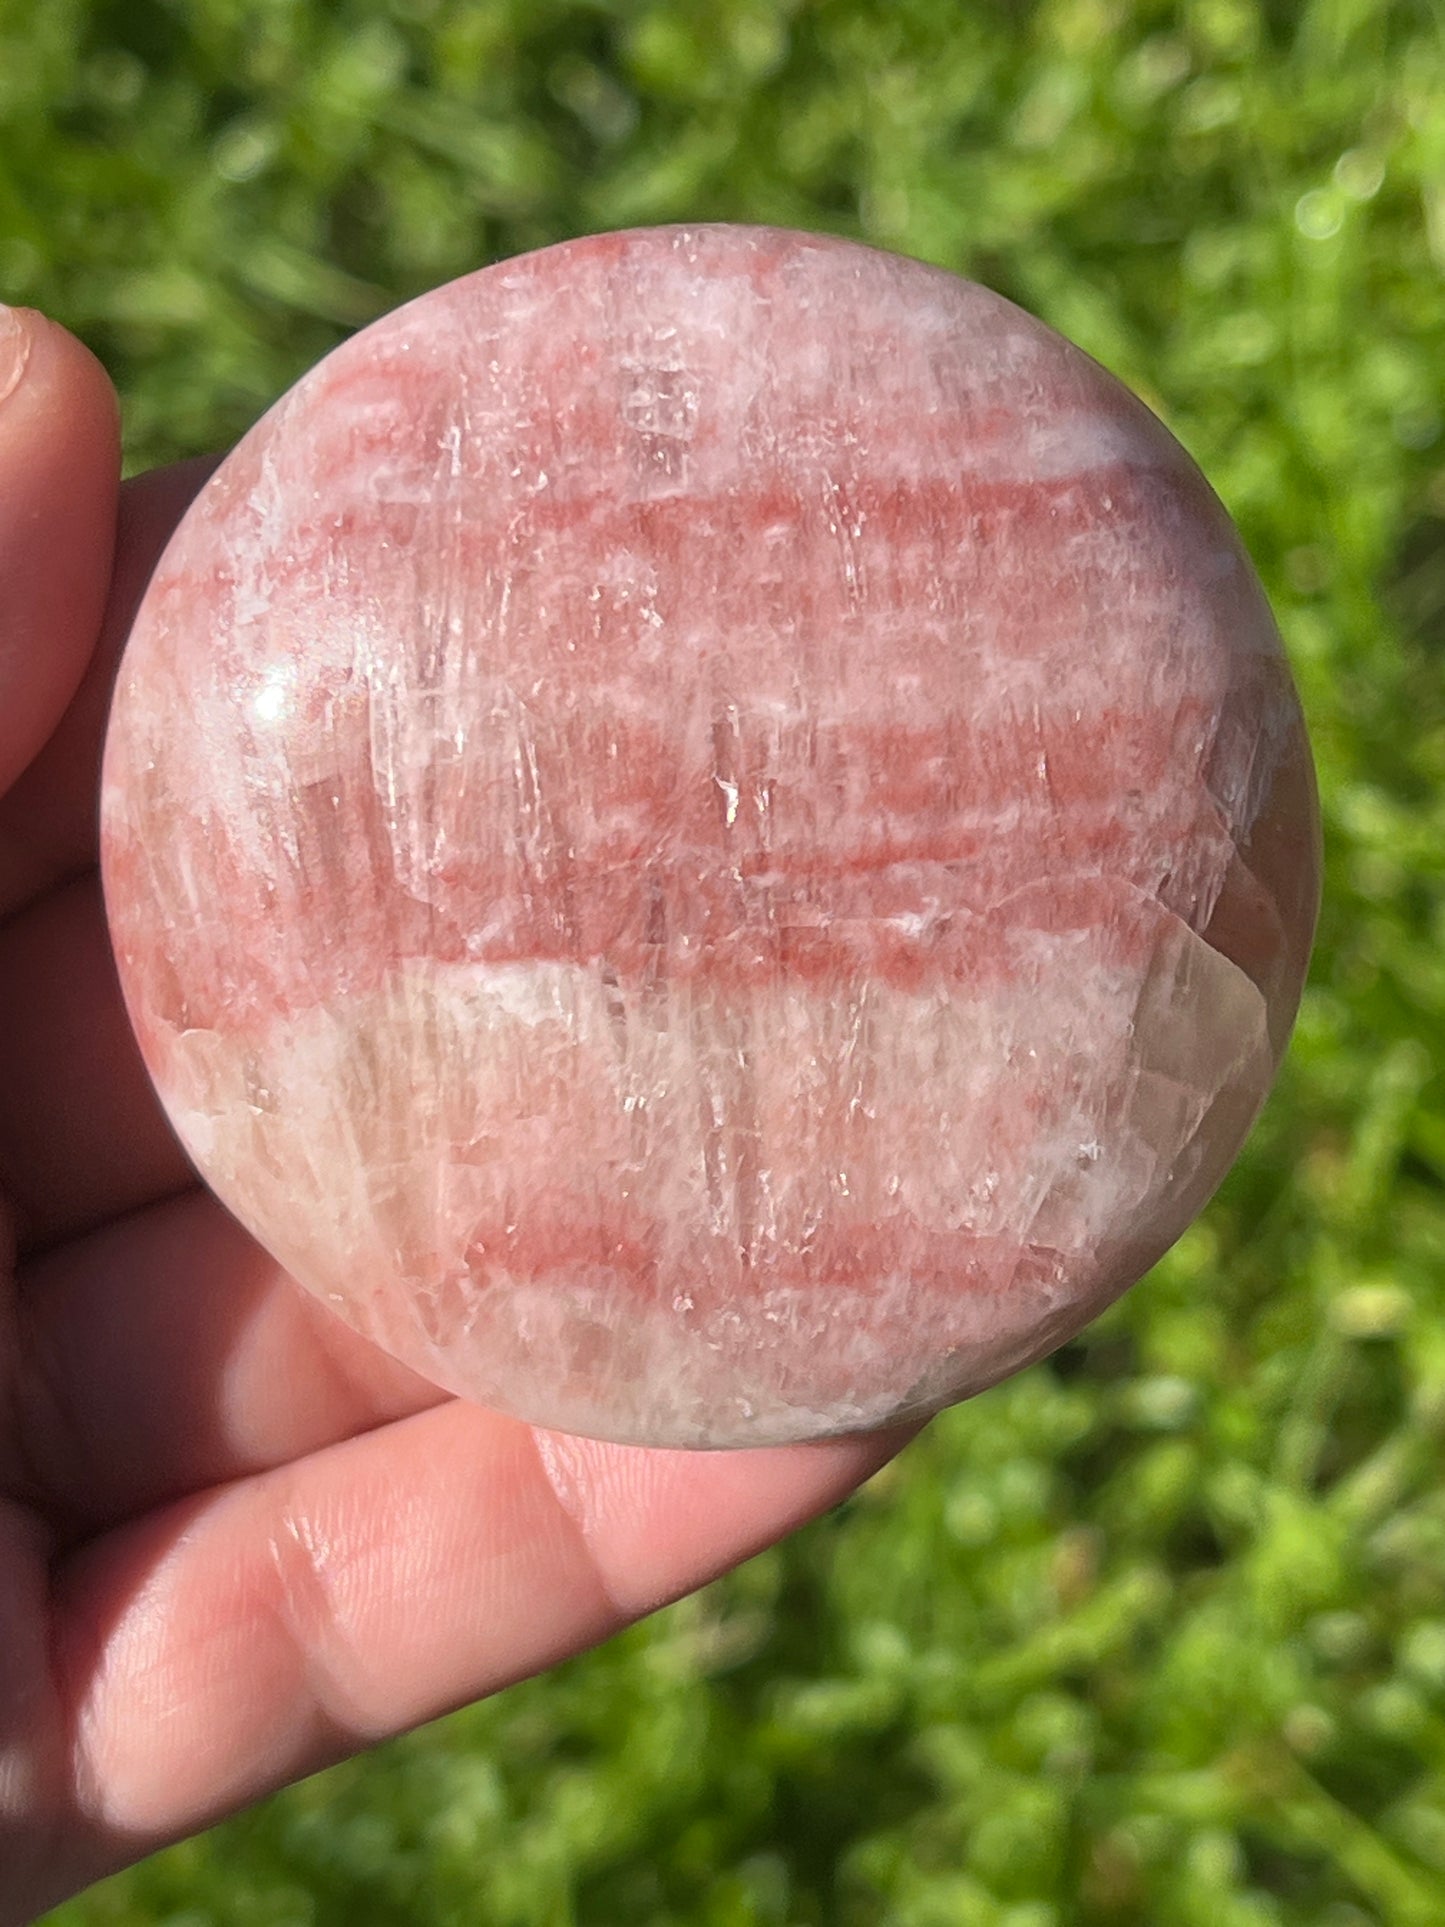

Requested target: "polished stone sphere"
[{"left": 101, "top": 225, "right": 1319, "bottom": 1446}]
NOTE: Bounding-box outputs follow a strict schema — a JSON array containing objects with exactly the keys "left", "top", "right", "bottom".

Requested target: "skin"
[{"left": 0, "top": 309, "right": 911, "bottom": 1924}]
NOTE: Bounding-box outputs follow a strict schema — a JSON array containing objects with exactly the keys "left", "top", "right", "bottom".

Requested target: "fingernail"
[{"left": 0, "top": 305, "right": 32, "bottom": 407}]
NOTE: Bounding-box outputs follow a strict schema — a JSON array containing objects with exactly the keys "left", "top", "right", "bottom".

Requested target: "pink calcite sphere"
[{"left": 101, "top": 225, "right": 1319, "bottom": 1447}]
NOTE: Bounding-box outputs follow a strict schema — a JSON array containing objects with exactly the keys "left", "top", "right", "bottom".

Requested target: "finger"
[
  {"left": 0, "top": 458, "right": 218, "bottom": 921},
  {"left": 48, "top": 1400, "right": 910, "bottom": 1870},
  {"left": 0, "top": 877, "right": 193, "bottom": 1249},
  {"left": 0, "top": 308, "right": 120, "bottom": 801},
  {"left": 13, "top": 1191, "right": 445, "bottom": 1536}
]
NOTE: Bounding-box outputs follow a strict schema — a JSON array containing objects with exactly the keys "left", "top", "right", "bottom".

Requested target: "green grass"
[{"left": 6, "top": 0, "right": 1445, "bottom": 1919}]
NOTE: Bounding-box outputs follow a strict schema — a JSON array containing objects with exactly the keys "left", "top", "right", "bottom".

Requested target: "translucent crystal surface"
[{"left": 100, "top": 225, "right": 1320, "bottom": 1446}]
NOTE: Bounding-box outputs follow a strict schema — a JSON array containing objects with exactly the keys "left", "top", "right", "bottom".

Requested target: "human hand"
[{"left": 0, "top": 308, "right": 911, "bottom": 1923}]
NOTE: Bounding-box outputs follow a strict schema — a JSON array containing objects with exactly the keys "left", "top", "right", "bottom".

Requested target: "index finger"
[
  {"left": 0, "top": 308, "right": 119, "bottom": 807},
  {"left": 0, "top": 457, "right": 218, "bottom": 922}
]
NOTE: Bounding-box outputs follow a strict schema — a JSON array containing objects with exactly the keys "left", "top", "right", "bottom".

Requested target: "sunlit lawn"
[{"left": 7, "top": 0, "right": 1445, "bottom": 1919}]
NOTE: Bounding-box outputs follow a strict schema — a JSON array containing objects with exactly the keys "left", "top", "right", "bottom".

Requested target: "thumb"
[{"left": 0, "top": 305, "right": 120, "bottom": 798}]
